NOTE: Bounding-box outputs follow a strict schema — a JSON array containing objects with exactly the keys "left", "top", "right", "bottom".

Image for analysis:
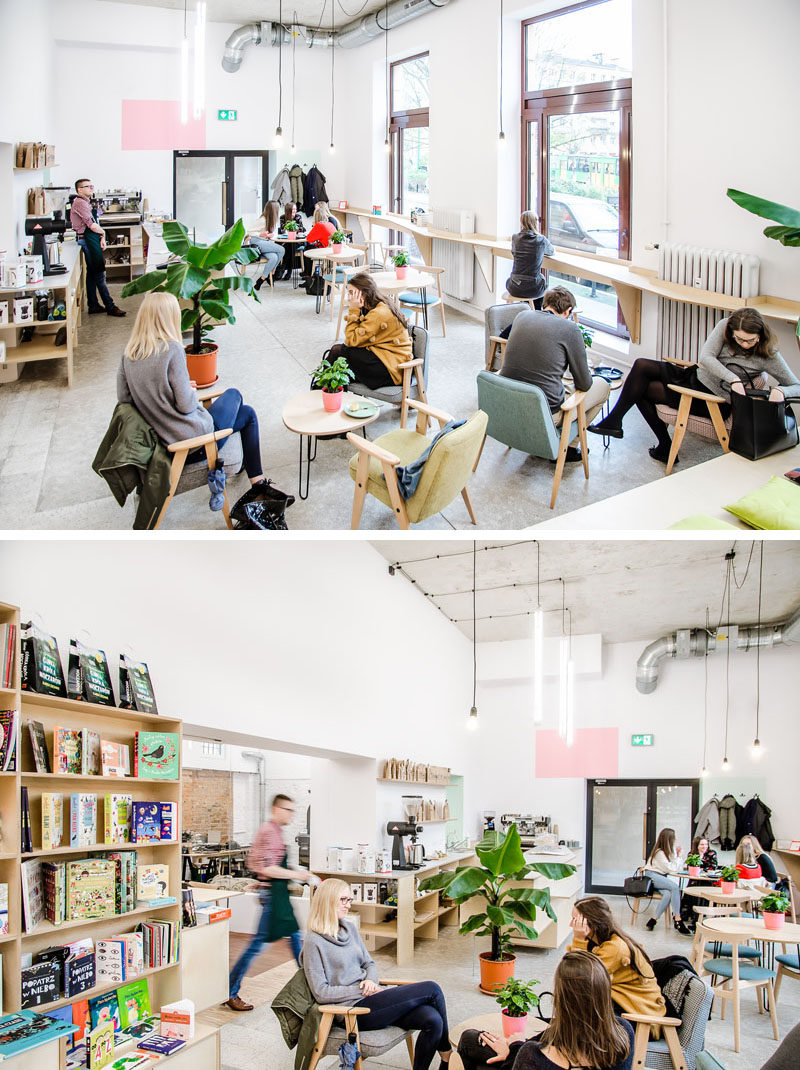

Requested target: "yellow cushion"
[{"left": 724, "top": 475, "right": 800, "bottom": 530}]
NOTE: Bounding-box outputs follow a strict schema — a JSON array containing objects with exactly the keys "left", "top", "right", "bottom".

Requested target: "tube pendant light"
[
  {"left": 700, "top": 608, "right": 710, "bottom": 777},
  {"left": 180, "top": 0, "right": 189, "bottom": 126},
  {"left": 290, "top": 16, "right": 297, "bottom": 151},
  {"left": 383, "top": 1, "right": 391, "bottom": 153},
  {"left": 750, "top": 543, "right": 765, "bottom": 759},
  {"left": 467, "top": 542, "right": 478, "bottom": 731},
  {"left": 192, "top": 1, "right": 207, "bottom": 121},
  {"left": 532, "top": 542, "right": 543, "bottom": 723}
]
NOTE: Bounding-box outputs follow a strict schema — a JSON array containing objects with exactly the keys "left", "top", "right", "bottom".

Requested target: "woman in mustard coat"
[{"left": 326, "top": 273, "right": 412, "bottom": 389}]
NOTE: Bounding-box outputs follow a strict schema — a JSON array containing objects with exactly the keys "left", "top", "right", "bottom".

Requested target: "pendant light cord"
[
  {"left": 755, "top": 542, "right": 763, "bottom": 740},
  {"left": 291, "top": 10, "right": 297, "bottom": 147},
  {"left": 499, "top": 0, "right": 504, "bottom": 137},
  {"left": 472, "top": 541, "right": 477, "bottom": 708},
  {"left": 384, "top": 1, "right": 390, "bottom": 143},
  {"left": 723, "top": 555, "right": 732, "bottom": 761},
  {"left": 702, "top": 607, "right": 709, "bottom": 771},
  {"left": 330, "top": 1, "right": 335, "bottom": 146},
  {"left": 536, "top": 540, "right": 540, "bottom": 608}
]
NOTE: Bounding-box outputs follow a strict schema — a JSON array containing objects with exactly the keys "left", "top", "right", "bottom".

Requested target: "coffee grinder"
[
  {"left": 25, "top": 217, "right": 67, "bottom": 276},
  {"left": 482, "top": 811, "right": 496, "bottom": 834},
  {"left": 386, "top": 795, "right": 423, "bottom": 870}
]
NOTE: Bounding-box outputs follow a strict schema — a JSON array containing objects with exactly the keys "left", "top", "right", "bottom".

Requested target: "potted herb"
[
  {"left": 392, "top": 250, "right": 410, "bottom": 280},
  {"left": 330, "top": 230, "right": 347, "bottom": 253},
  {"left": 312, "top": 355, "right": 355, "bottom": 412},
  {"left": 284, "top": 220, "right": 299, "bottom": 241},
  {"left": 720, "top": 865, "right": 739, "bottom": 895},
  {"left": 494, "top": 977, "right": 540, "bottom": 1039},
  {"left": 761, "top": 891, "right": 790, "bottom": 931},
  {"left": 686, "top": 853, "right": 702, "bottom": 878},
  {"left": 419, "top": 824, "right": 575, "bottom": 993},
  {"left": 121, "top": 219, "right": 259, "bottom": 387}
]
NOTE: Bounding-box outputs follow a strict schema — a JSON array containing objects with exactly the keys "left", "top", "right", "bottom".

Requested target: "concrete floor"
[
  {"left": 0, "top": 280, "right": 721, "bottom": 531},
  {"left": 210, "top": 895, "right": 797, "bottom": 1070}
]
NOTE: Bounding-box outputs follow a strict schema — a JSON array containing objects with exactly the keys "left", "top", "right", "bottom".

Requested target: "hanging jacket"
[
  {"left": 271, "top": 165, "right": 291, "bottom": 204},
  {"left": 652, "top": 955, "right": 697, "bottom": 1021},
  {"left": 92, "top": 404, "right": 173, "bottom": 530},
  {"left": 289, "top": 165, "right": 305, "bottom": 206},
  {"left": 303, "top": 166, "right": 328, "bottom": 216},
  {"left": 718, "top": 794, "right": 740, "bottom": 851},
  {"left": 742, "top": 797, "right": 775, "bottom": 851},
  {"left": 271, "top": 967, "right": 323, "bottom": 1070},
  {"left": 694, "top": 798, "right": 720, "bottom": 845}
]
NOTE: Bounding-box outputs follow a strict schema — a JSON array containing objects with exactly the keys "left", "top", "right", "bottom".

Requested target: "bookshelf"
[{"left": 0, "top": 599, "right": 220, "bottom": 1069}]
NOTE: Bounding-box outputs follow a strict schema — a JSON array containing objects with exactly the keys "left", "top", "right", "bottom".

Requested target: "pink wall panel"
[
  {"left": 534, "top": 728, "right": 619, "bottom": 779},
  {"left": 121, "top": 101, "right": 206, "bottom": 151}
]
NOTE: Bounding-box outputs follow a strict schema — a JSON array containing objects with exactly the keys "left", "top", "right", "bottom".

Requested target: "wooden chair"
[
  {"left": 689, "top": 905, "right": 740, "bottom": 971},
  {"left": 502, "top": 293, "right": 536, "bottom": 309},
  {"left": 623, "top": 970, "right": 713, "bottom": 1070},
  {"left": 323, "top": 243, "right": 368, "bottom": 323},
  {"left": 630, "top": 897, "right": 670, "bottom": 931},
  {"left": 484, "top": 302, "right": 528, "bottom": 372},
  {"left": 348, "top": 399, "right": 487, "bottom": 530},
  {"left": 775, "top": 870, "right": 797, "bottom": 923},
  {"left": 308, "top": 979, "right": 417, "bottom": 1070},
  {"left": 348, "top": 325, "right": 430, "bottom": 428},
  {"left": 397, "top": 265, "right": 447, "bottom": 337}
]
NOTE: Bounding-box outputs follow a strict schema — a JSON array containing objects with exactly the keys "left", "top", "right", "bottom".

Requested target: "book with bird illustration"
[{"left": 133, "top": 733, "right": 178, "bottom": 780}]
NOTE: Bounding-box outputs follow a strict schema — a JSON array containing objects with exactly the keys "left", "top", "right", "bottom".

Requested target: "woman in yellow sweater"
[
  {"left": 569, "top": 897, "right": 666, "bottom": 1029},
  {"left": 326, "top": 273, "right": 412, "bottom": 389}
]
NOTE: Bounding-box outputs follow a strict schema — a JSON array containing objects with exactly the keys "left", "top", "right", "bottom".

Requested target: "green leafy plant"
[
  {"left": 686, "top": 853, "right": 702, "bottom": 867},
  {"left": 720, "top": 865, "right": 739, "bottom": 883},
  {"left": 121, "top": 219, "right": 260, "bottom": 354},
  {"left": 284, "top": 220, "right": 299, "bottom": 232},
  {"left": 494, "top": 977, "right": 540, "bottom": 1017},
  {"left": 761, "top": 891, "right": 790, "bottom": 915},
  {"left": 392, "top": 250, "right": 411, "bottom": 268},
  {"left": 726, "top": 188, "right": 800, "bottom": 341},
  {"left": 330, "top": 230, "right": 347, "bottom": 244},
  {"left": 312, "top": 355, "right": 355, "bottom": 393},
  {"left": 418, "top": 824, "right": 575, "bottom": 961},
  {"left": 578, "top": 323, "right": 594, "bottom": 348}
]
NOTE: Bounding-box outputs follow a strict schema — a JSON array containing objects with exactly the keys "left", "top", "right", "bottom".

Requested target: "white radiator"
[
  {"left": 430, "top": 207, "right": 475, "bottom": 301},
  {"left": 656, "top": 243, "right": 760, "bottom": 363}
]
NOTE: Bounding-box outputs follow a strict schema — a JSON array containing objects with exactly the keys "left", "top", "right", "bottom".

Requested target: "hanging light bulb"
[
  {"left": 467, "top": 706, "right": 478, "bottom": 731},
  {"left": 532, "top": 607, "right": 543, "bottom": 723},
  {"left": 192, "top": 0, "right": 207, "bottom": 121},
  {"left": 329, "top": 142, "right": 336, "bottom": 154},
  {"left": 274, "top": 126, "right": 284, "bottom": 147},
  {"left": 722, "top": 756, "right": 731, "bottom": 770},
  {"left": 750, "top": 738, "right": 764, "bottom": 759},
  {"left": 558, "top": 635, "right": 569, "bottom": 739},
  {"left": 467, "top": 543, "right": 479, "bottom": 733},
  {"left": 180, "top": 34, "right": 189, "bottom": 126},
  {"left": 384, "top": 138, "right": 391, "bottom": 154},
  {"left": 498, "top": 131, "right": 506, "bottom": 148},
  {"left": 700, "top": 765, "right": 709, "bottom": 778},
  {"left": 274, "top": 1, "right": 284, "bottom": 148}
]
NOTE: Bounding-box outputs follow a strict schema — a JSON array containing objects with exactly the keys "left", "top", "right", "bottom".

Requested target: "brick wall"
[{"left": 182, "top": 769, "right": 233, "bottom": 839}]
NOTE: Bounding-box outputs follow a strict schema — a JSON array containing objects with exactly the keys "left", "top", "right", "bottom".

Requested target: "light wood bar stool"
[
  {"left": 383, "top": 243, "right": 406, "bottom": 269},
  {"left": 502, "top": 293, "right": 536, "bottom": 309}
]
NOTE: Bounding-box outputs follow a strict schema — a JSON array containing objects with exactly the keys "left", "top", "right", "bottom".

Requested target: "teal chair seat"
[
  {"left": 322, "top": 269, "right": 349, "bottom": 283},
  {"left": 704, "top": 958, "right": 774, "bottom": 981},
  {"left": 776, "top": 952, "right": 799, "bottom": 968},
  {"left": 398, "top": 290, "right": 440, "bottom": 306},
  {"left": 712, "top": 943, "right": 761, "bottom": 959}
]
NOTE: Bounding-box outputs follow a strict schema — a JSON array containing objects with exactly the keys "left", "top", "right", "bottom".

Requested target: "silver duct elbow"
[
  {"left": 222, "top": 23, "right": 262, "bottom": 72},
  {"left": 635, "top": 635, "right": 675, "bottom": 694}
]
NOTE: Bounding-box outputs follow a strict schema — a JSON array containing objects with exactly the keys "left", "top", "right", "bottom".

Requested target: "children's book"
[
  {"left": 119, "top": 1015, "right": 159, "bottom": 1041},
  {"left": 42, "top": 860, "right": 67, "bottom": 925},
  {"left": 20, "top": 621, "right": 66, "bottom": 697},
  {"left": 160, "top": 801, "right": 177, "bottom": 841},
  {"left": 0, "top": 623, "right": 16, "bottom": 690},
  {"left": 66, "top": 859, "right": 116, "bottom": 921},
  {"left": 159, "top": 998, "right": 194, "bottom": 1040},
  {"left": 107, "top": 1055, "right": 151, "bottom": 1070},
  {"left": 116, "top": 979, "right": 151, "bottom": 1029},
  {"left": 135, "top": 863, "right": 168, "bottom": 903},
  {"left": 136, "top": 1034, "right": 185, "bottom": 1056},
  {"left": 20, "top": 784, "right": 32, "bottom": 853},
  {"left": 41, "top": 792, "right": 63, "bottom": 850},
  {"left": 88, "top": 1018, "right": 115, "bottom": 1069},
  {"left": 133, "top": 732, "right": 179, "bottom": 780},
  {"left": 64, "top": 947, "right": 96, "bottom": 997},
  {"left": 88, "top": 990, "right": 121, "bottom": 1031},
  {"left": 20, "top": 960, "right": 60, "bottom": 1008},
  {"left": 54, "top": 727, "right": 82, "bottom": 774},
  {"left": 20, "top": 858, "right": 44, "bottom": 931},
  {"left": 71, "top": 997, "right": 92, "bottom": 1045},
  {"left": 70, "top": 793, "right": 98, "bottom": 847},
  {"left": 0, "top": 710, "right": 17, "bottom": 772},
  {"left": 131, "top": 802, "right": 161, "bottom": 844},
  {"left": 81, "top": 730, "right": 101, "bottom": 776},
  {"left": 118, "top": 656, "right": 158, "bottom": 715},
  {"left": 101, "top": 740, "right": 130, "bottom": 778},
  {"left": 0, "top": 883, "right": 7, "bottom": 935},
  {"left": 104, "top": 794, "right": 132, "bottom": 845},
  {"left": 0, "top": 1010, "right": 78, "bottom": 1059},
  {"left": 27, "top": 720, "right": 51, "bottom": 772}
]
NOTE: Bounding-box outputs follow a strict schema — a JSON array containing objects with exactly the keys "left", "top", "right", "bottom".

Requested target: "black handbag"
[
  {"left": 727, "top": 363, "right": 798, "bottom": 461},
  {"left": 623, "top": 870, "right": 654, "bottom": 898}
]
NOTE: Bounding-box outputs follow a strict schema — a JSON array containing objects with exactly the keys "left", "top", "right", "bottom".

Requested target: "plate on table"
[
  {"left": 344, "top": 400, "right": 380, "bottom": 418},
  {"left": 594, "top": 365, "right": 624, "bottom": 382}
]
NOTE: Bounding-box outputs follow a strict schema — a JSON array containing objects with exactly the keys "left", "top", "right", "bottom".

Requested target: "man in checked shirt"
[{"left": 226, "top": 793, "right": 315, "bottom": 1011}]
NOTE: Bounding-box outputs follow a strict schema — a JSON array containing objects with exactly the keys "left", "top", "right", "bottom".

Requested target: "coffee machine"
[
  {"left": 482, "top": 811, "right": 496, "bottom": 834},
  {"left": 386, "top": 796, "right": 424, "bottom": 870}
]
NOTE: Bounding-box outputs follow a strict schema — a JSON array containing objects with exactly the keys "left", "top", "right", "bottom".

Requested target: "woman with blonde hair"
[
  {"left": 305, "top": 201, "right": 336, "bottom": 248},
  {"left": 458, "top": 950, "right": 633, "bottom": 1070},
  {"left": 118, "top": 293, "right": 290, "bottom": 505},
  {"left": 735, "top": 835, "right": 777, "bottom": 886},
  {"left": 504, "top": 211, "right": 555, "bottom": 308},
  {"left": 245, "top": 199, "right": 285, "bottom": 289},
  {"left": 303, "top": 879, "right": 453, "bottom": 1070}
]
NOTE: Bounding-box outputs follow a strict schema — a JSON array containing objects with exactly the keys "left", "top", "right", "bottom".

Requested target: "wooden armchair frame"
[
  {"left": 549, "top": 390, "right": 589, "bottom": 509},
  {"left": 396, "top": 357, "right": 428, "bottom": 428},
  {"left": 486, "top": 334, "right": 507, "bottom": 372},
  {"left": 152, "top": 387, "right": 234, "bottom": 531},
  {"left": 308, "top": 979, "right": 416, "bottom": 1070},
  {"left": 348, "top": 398, "right": 478, "bottom": 530},
  {"left": 623, "top": 1011, "right": 687, "bottom": 1070}
]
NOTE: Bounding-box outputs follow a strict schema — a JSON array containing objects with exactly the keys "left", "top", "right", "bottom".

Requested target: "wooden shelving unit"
[
  {"left": 102, "top": 223, "right": 145, "bottom": 282},
  {"left": 0, "top": 598, "right": 220, "bottom": 1069}
]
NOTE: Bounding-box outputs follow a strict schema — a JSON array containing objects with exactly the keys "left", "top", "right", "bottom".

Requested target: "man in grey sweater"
[{"left": 500, "top": 287, "right": 610, "bottom": 460}]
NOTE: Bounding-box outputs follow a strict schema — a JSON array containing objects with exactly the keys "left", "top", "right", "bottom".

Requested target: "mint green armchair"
[{"left": 476, "top": 370, "right": 588, "bottom": 509}]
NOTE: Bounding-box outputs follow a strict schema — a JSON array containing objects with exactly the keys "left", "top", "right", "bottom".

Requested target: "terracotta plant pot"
[
  {"left": 331, "top": 243, "right": 343, "bottom": 253},
  {"left": 720, "top": 880, "right": 736, "bottom": 895},
  {"left": 501, "top": 1010, "right": 527, "bottom": 1039},
  {"left": 322, "top": 388, "right": 343, "bottom": 412},
  {"left": 395, "top": 265, "right": 408, "bottom": 280},
  {"left": 478, "top": 952, "right": 515, "bottom": 995},
  {"left": 185, "top": 342, "right": 218, "bottom": 388},
  {"left": 688, "top": 866, "right": 700, "bottom": 877},
  {"left": 763, "top": 910, "right": 786, "bottom": 931}
]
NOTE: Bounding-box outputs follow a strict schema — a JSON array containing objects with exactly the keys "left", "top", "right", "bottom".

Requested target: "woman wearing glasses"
[
  {"left": 303, "top": 879, "right": 453, "bottom": 1070},
  {"left": 588, "top": 309, "right": 799, "bottom": 463}
]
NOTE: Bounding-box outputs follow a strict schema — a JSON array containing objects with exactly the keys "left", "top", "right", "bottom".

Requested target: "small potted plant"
[
  {"left": 686, "top": 853, "right": 702, "bottom": 878},
  {"left": 761, "top": 891, "right": 790, "bottom": 931},
  {"left": 284, "top": 220, "right": 299, "bottom": 241},
  {"left": 720, "top": 865, "right": 739, "bottom": 895},
  {"left": 330, "top": 230, "right": 347, "bottom": 253},
  {"left": 392, "top": 250, "right": 410, "bottom": 280},
  {"left": 313, "top": 355, "right": 355, "bottom": 412},
  {"left": 494, "top": 977, "right": 540, "bottom": 1039}
]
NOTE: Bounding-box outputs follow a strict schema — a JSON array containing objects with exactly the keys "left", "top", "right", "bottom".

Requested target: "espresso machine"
[
  {"left": 482, "top": 811, "right": 497, "bottom": 834},
  {"left": 386, "top": 796, "right": 424, "bottom": 870}
]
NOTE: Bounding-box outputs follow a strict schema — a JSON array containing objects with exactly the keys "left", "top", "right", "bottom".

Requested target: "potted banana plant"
[
  {"left": 494, "top": 977, "right": 540, "bottom": 1038},
  {"left": 392, "top": 250, "right": 410, "bottom": 280},
  {"left": 312, "top": 355, "right": 355, "bottom": 412}
]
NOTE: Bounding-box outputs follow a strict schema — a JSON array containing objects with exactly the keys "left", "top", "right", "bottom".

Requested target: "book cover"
[
  {"left": 20, "top": 621, "right": 66, "bottom": 698},
  {"left": 107, "top": 1055, "right": 151, "bottom": 1070},
  {"left": 0, "top": 710, "right": 17, "bottom": 772},
  {"left": 67, "top": 859, "right": 116, "bottom": 921},
  {"left": 103, "top": 794, "right": 132, "bottom": 845},
  {"left": 27, "top": 720, "right": 51, "bottom": 773},
  {"left": 159, "top": 801, "right": 177, "bottom": 841},
  {"left": 116, "top": 979, "right": 151, "bottom": 1029},
  {"left": 118, "top": 656, "right": 158, "bottom": 715},
  {"left": 54, "top": 727, "right": 82, "bottom": 774},
  {"left": 0, "top": 883, "right": 6, "bottom": 935},
  {"left": 21, "top": 960, "right": 60, "bottom": 1008},
  {"left": 88, "top": 1018, "right": 115, "bottom": 1070},
  {"left": 89, "top": 991, "right": 121, "bottom": 1031},
  {"left": 136, "top": 1034, "right": 185, "bottom": 1055},
  {"left": 41, "top": 792, "right": 64, "bottom": 850},
  {"left": 133, "top": 732, "right": 178, "bottom": 780},
  {"left": 65, "top": 949, "right": 96, "bottom": 997},
  {"left": 181, "top": 888, "right": 197, "bottom": 928},
  {"left": 81, "top": 730, "right": 101, "bottom": 776},
  {"left": 67, "top": 639, "right": 116, "bottom": 707},
  {"left": 101, "top": 740, "right": 130, "bottom": 778},
  {"left": 42, "top": 860, "right": 66, "bottom": 925},
  {"left": 131, "top": 802, "right": 161, "bottom": 844},
  {"left": 159, "top": 998, "right": 194, "bottom": 1040},
  {"left": 20, "top": 858, "right": 44, "bottom": 931},
  {"left": 0, "top": 1010, "right": 77, "bottom": 1059},
  {"left": 95, "top": 938, "right": 126, "bottom": 983},
  {"left": 0, "top": 623, "right": 16, "bottom": 690},
  {"left": 135, "top": 863, "right": 168, "bottom": 903},
  {"left": 20, "top": 784, "right": 32, "bottom": 853},
  {"left": 119, "top": 1015, "right": 159, "bottom": 1042},
  {"left": 70, "top": 793, "right": 98, "bottom": 847}
]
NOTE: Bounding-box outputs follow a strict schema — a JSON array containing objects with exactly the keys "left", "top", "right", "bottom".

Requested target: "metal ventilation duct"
[
  {"left": 635, "top": 605, "right": 800, "bottom": 694},
  {"left": 222, "top": 0, "right": 451, "bottom": 72}
]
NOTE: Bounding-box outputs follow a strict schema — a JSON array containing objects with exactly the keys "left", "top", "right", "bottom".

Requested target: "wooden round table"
[
  {"left": 282, "top": 389, "right": 383, "bottom": 499},
  {"left": 449, "top": 1012, "right": 546, "bottom": 1070},
  {"left": 682, "top": 884, "right": 765, "bottom": 907},
  {"left": 303, "top": 246, "right": 367, "bottom": 314}
]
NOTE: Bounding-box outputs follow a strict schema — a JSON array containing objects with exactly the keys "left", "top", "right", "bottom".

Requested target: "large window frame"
[
  {"left": 521, "top": 2, "right": 632, "bottom": 335},
  {"left": 389, "top": 51, "right": 430, "bottom": 219}
]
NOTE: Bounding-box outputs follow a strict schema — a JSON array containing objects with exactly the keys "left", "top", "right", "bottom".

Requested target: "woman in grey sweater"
[
  {"left": 589, "top": 309, "right": 799, "bottom": 462},
  {"left": 504, "top": 212, "right": 555, "bottom": 307},
  {"left": 303, "top": 879, "right": 453, "bottom": 1070}
]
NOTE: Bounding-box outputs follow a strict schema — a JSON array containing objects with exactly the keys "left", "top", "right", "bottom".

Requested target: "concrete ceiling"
[
  {"left": 368, "top": 540, "right": 800, "bottom": 644},
  {"left": 101, "top": 1, "right": 391, "bottom": 24}
]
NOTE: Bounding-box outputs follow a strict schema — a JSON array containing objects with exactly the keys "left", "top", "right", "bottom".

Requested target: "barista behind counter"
[{"left": 69, "top": 178, "right": 126, "bottom": 317}]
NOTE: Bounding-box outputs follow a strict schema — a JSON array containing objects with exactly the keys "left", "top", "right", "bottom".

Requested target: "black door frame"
[
  {"left": 585, "top": 777, "right": 700, "bottom": 895},
  {"left": 173, "top": 150, "right": 270, "bottom": 233}
]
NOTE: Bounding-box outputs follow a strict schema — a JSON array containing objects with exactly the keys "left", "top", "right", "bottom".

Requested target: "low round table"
[
  {"left": 683, "top": 885, "right": 765, "bottom": 907},
  {"left": 282, "top": 390, "right": 383, "bottom": 499},
  {"left": 449, "top": 1012, "right": 545, "bottom": 1070}
]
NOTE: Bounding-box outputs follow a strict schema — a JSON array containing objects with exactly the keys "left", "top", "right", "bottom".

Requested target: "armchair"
[
  {"left": 309, "top": 979, "right": 417, "bottom": 1070},
  {"left": 623, "top": 971, "right": 714, "bottom": 1070},
  {"left": 348, "top": 325, "right": 429, "bottom": 427}
]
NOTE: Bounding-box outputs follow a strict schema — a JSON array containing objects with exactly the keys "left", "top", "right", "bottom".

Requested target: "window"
[
  {"left": 522, "top": 1, "right": 632, "bottom": 335},
  {"left": 390, "top": 52, "right": 429, "bottom": 255},
  {"left": 202, "top": 741, "right": 224, "bottom": 757}
]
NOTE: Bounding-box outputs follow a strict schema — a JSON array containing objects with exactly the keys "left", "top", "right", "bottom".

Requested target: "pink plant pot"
[
  {"left": 322, "top": 389, "right": 343, "bottom": 412},
  {"left": 331, "top": 243, "right": 343, "bottom": 253},
  {"left": 720, "top": 881, "right": 736, "bottom": 895},
  {"left": 763, "top": 911, "right": 786, "bottom": 931},
  {"left": 395, "top": 265, "right": 408, "bottom": 280},
  {"left": 286, "top": 232, "right": 296, "bottom": 241},
  {"left": 501, "top": 1011, "right": 527, "bottom": 1039},
  {"left": 688, "top": 866, "right": 700, "bottom": 877}
]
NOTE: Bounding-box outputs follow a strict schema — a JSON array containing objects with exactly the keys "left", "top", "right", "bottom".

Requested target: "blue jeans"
[
  {"left": 229, "top": 887, "right": 302, "bottom": 998},
  {"left": 207, "top": 388, "right": 262, "bottom": 480},
  {"left": 248, "top": 237, "right": 285, "bottom": 279},
  {"left": 79, "top": 238, "right": 114, "bottom": 311},
  {"left": 645, "top": 870, "right": 680, "bottom": 919},
  {"left": 356, "top": 981, "right": 450, "bottom": 1070}
]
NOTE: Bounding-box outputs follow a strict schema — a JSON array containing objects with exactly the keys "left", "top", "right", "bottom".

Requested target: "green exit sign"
[
  {"left": 218, "top": 109, "right": 237, "bottom": 121},
  {"left": 631, "top": 734, "right": 655, "bottom": 747}
]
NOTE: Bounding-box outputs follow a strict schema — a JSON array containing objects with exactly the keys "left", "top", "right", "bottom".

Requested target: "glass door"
[
  {"left": 586, "top": 779, "right": 699, "bottom": 894},
  {"left": 173, "top": 151, "right": 268, "bottom": 244}
]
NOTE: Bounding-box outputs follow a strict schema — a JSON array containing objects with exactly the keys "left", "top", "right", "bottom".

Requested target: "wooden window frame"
[{"left": 389, "top": 52, "right": 430, "bottom": 218}]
